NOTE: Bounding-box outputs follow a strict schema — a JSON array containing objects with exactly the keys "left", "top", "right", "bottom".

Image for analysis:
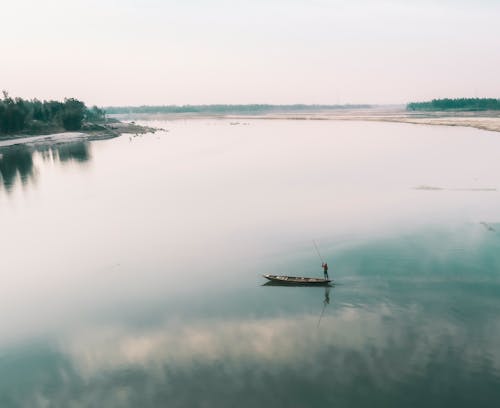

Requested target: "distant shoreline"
[
  {"left": 246, "top": 110, "right": 500, "bottom": 133},
  {"left": 3, "top": 108, "right": 500, "bottom": 149},
  {"left": 110, "top": 107, "right": 500, "bottom": 133}
]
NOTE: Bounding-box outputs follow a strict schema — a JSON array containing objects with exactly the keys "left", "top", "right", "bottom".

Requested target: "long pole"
[{"left": 312, "top": 240, "right": 324, "bottom": 264}]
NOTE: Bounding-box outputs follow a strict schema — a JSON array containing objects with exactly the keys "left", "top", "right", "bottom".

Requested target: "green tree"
[{"left": 61, "top": 98, "right": 86, "bottom": 131}]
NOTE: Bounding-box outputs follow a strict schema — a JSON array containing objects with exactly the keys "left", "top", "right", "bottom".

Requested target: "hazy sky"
[{"left": 1, "top": 0, "right": 499, "bottom": 106}]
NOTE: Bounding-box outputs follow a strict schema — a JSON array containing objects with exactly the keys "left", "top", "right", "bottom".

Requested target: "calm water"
[{"left": 1, "top": 119, "right": 500, "bottom": 407}]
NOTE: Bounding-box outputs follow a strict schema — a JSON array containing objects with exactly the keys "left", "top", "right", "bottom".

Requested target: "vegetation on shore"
[
  {"left": 407, "top": 98, "right": 500, "bottom": 111},
  {"left": 0, "top": 92, "right": 106, "bottom": 136},
  {"left": 105, "top": 104, "right": 371, "bottom": 115}
]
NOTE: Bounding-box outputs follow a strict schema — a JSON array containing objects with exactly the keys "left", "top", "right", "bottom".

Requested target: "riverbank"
[
  {"left": 0, "top": 120, "right": 159, "bottom": 148},
  {"left": 235, "top": 108, "right": 500, "bottom": 133},
  {"left": 110, "top": 108, "right": 500, "bottom": 133},
  {"left": 317, "top": 109, "right": 500, "bottom": 133}
]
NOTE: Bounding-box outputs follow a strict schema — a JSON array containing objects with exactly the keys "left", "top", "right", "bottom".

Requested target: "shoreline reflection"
[{"left": 0, "top": 141, "right": 91, "bottom": 192}]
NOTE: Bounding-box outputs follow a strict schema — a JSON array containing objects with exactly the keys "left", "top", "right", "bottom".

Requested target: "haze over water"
[{"left": 1, "top": 119, "right": 500, "bottom": 407}]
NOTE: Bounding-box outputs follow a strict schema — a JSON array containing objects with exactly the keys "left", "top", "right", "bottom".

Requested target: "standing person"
[{"left": 322, "top": 262, "right": 329, "bottom": 280}]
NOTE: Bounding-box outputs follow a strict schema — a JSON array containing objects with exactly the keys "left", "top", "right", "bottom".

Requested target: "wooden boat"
[{"left": 263, "top": 274, "right": 331, "bottom": 285}]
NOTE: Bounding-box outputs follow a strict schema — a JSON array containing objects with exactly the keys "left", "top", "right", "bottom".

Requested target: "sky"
[{"left": 1, "top": 0, "right": 499, "bottom": 106}]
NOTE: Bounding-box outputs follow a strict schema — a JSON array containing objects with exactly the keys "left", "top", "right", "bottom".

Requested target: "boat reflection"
[{"left": 262, "top": 281, "right": 332, "bottom": 327}]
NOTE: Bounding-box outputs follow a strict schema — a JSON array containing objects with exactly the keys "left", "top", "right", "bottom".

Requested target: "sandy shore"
[
  {"left": 110, "top": 108, "right": 500, "bottom": 133},
  {"left": 0, "top": 121, "right": 158, "bottom": 148},
  {"left": 225, "top": 108, "right": 500, "bottom": 133},
  {"left": 15, "top": 113, "right": 500, "bottom": 139},
  {"left": 325, "top": 110, "right": 500, "bottom": 133},
  {"left": 377, "top": 117, "right": 500, "bottom": 133}
]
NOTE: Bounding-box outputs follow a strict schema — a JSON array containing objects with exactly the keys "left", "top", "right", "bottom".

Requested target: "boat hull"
[{"left": 263, "top": 274, "right": 331, "bottom": 285}]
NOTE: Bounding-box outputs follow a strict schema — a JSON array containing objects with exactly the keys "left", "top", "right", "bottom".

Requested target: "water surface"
[{"left": 1, "top": 120, "right": 499, "bottom": 407}]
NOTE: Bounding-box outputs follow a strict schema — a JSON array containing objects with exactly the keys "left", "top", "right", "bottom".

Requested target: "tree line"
[
  {"left": 407, "top": 98, "right": 500, "bottom": 111},
  {"left": 105, "top": 104, "right": 371, "bottom": 115},
  {"left": 0, "top": 92, "right": 106, "bottom": 135}
]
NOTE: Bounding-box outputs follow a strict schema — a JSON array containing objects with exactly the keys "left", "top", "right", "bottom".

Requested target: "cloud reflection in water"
[{"left": 47, "top": 300, "right": 500, "bottom": 407}]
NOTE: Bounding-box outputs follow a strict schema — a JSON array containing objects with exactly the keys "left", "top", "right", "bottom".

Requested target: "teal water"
[{"left": 1, "top": 120, "right": 499, "bottom": 407}]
